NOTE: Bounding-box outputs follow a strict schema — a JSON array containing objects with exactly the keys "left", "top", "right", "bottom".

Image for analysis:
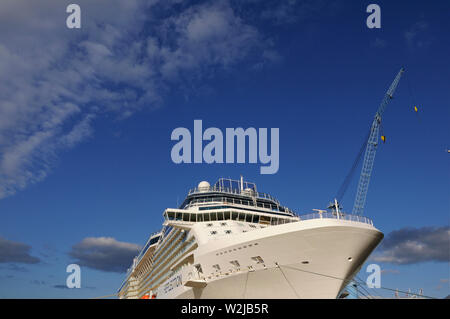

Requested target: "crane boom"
[{"left": 352, "top": 67, "right": 405, "bottom": 215}]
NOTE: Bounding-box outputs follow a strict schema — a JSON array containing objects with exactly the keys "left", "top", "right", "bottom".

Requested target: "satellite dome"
[{"left": 198, "top": 181, "right": 210, "bottom": 192}]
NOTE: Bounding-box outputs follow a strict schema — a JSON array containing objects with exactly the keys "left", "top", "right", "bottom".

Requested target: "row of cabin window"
[
  {"left": 187, "top": 196, "right": 283, "bottom": 211},
  {"left": 164, "top": 210, "right": 290, "bottom": 225}
]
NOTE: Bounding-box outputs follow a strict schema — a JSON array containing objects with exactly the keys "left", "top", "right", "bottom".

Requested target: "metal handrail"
[
  {"left": 184, "top": 189, "right": 296, "bottom": 215},
  {"left": 298, "top": 212, "right": 373, "bottom": 226},
  {"left": 188, "top": 185, "right": 281, "bottom": 204}
]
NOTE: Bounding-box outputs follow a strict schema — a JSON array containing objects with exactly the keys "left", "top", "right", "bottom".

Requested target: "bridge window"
[
  {"left": 210, "top": 212, "right": 217, "bottom": 221},
  {"left": 246, "top": 214, "right": 252, "bottom": 223},
  {"left": 203, "top": 213, "right": 210, "bottom": 221},
  {"left": 217, "top": 212, "right": 224, "bottom": 221},
  {"left": 231, "top": 212, "right": 238, "bottom": 220},
  {"left": 167, "top": 211, "right": 175, "bottom": 220},
  {"left": 176, "top": 212, "right": 182, "bottom": 221},
  {"left": 224, "top": 211, "right": 231, "bottom": 220}
]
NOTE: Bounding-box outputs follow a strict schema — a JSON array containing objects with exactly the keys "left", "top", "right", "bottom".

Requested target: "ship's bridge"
[{"left": 178, "top": 178, "right": 296, "bottom": 217}]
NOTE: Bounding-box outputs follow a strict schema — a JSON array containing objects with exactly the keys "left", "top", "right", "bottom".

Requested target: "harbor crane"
[
  {"left": 352, "top": 67, "right": 404, "bottom": 215},
  {"left": 334, "top": 68, "right": 405, "bottom": 215}
]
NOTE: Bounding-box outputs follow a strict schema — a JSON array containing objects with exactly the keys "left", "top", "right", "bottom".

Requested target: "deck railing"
[
  {"left": 188, "top": 185, "right": 280, "bottom": 204},
  {"left": 267, "top": 211, "right": 373, "bottom": 226},
  {"left": 298, "top": 212, "right": 373, "bottom": 226},
  {"left": 186, "top": 186, "right": 298, "bottom": 215}
]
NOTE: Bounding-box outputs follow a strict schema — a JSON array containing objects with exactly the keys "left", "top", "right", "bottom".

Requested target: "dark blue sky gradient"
[{"left": 0, "top": 0, "right": 448, "bottom": 298}]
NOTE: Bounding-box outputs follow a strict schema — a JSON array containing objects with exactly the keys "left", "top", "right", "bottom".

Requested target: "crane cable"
[
  {"left": 335, "top": 69, "right": 420, "bottom": 205},
  {"left": 335, "top": 129, "right": 370, "bottom": 203}
]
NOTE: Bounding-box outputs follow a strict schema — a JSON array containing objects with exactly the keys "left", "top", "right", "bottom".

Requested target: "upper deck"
[{"left": 179, "top": 178, "right": 296, "bottom": 217}]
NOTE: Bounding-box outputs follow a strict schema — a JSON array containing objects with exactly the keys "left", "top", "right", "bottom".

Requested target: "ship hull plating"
[{"left": 157, "top": 219, "right": 383, "bottom": 299}]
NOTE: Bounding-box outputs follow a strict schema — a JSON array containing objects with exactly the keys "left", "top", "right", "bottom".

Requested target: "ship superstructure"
[{"left": 118, "top": 177, "right": 383, "bottom": 299}]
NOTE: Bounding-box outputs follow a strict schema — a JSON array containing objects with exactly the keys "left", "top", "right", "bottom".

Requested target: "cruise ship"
[{"left": 117, "top": 177, "right": 383, "bottom": 299}]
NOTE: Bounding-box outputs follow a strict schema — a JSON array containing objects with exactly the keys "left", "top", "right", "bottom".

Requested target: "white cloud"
[
  {"left": 0, "top": 0, "right": 272, "bottom": 198},
  {"left": 259, "top": 0, "right": 337, "bottom": 25},
  {"left": 61, "top": 114, "right": 95, "bottom": 148},
  {"left": 405, "top": 20, "right": 430, "bottom": 48}
]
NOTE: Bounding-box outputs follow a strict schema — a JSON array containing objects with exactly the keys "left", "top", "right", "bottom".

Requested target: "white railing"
[
  {"left": 298, "top": 212, "right": 373, "bottom": 226},
  {"left": 188, "top": 185, "right": 280, "bottom": 204},
  {"left": 184, "top": 189, "right": 296, "bottom": 215}
]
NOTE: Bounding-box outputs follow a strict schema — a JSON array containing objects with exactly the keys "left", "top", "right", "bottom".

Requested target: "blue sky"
[{"left": 0, "top": 0, "right": 449, "bottom": 298}]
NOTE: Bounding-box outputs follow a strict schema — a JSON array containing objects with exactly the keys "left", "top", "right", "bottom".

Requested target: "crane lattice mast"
[{"left": 352, "top": 67, "right": 405, "bottom": 215}]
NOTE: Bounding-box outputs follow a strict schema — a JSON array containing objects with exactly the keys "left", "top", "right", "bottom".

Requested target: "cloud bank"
[
  {"left": 0, "top": 237, "right": 40, "bottom": 264},
  {"left": 373, "top": 226, "right": 450, "bottom": 265},
  {"left": 69, "top": 237, "right": 140, "bottom": 273}
]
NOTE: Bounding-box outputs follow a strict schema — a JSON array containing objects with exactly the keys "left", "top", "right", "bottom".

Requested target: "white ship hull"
[{"left": 157, "top": 218, "right": 383, "bottom": 299}]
